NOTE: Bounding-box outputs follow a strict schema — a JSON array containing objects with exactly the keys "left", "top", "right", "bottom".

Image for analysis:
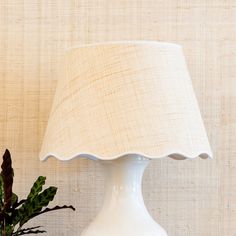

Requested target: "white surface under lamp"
[{"left": 39, "top": 41, "right": 212, "bottom": 236}]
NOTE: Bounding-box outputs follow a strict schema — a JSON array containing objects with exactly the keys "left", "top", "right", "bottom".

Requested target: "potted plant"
[{"left": 0, "top": 149, "right": 75, "bottom": 235}]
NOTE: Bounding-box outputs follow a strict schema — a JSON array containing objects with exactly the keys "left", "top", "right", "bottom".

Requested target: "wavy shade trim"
[{"left": 39, "top": 41, "right": 212, "bottom": 161}]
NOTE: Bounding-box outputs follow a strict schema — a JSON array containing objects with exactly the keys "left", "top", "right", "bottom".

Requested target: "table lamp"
[{"left": 39, "top": 41, "right": 212, "bottom": 236}]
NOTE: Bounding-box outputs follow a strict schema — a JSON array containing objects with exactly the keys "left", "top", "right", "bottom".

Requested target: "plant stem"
[{"left": 3, "top": 218, "right": 6, "bottom": 236}]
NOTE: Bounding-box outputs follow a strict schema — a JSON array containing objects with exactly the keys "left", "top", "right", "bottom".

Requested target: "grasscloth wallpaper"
[{"left": 0, "top": 1, "right": 235, "bottom": 235}]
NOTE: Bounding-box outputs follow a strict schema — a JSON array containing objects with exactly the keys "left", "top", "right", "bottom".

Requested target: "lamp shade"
[{"left": 39, "top": 41, "right": 212, "bottom": 161}]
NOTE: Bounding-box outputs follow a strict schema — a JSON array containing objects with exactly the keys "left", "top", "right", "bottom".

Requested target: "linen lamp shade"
[{"left": 39, "top": 41, "right": 212, "bottom": 161}]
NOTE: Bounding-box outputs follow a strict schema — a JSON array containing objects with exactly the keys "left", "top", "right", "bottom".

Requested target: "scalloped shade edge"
[{"left": 40, "top": 150, "right": 213, "bottom": 162}]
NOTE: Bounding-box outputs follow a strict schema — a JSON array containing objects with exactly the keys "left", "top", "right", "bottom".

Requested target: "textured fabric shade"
[{"left": 39, "top": 41, "right": 212, "bottom": 161}]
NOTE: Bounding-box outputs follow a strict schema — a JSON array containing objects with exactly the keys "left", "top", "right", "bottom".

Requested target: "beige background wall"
[{"left": 0, "top": 0, "right": 235, "bottom": 235}]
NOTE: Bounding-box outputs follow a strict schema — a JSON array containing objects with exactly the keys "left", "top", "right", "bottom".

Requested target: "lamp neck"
[
  {"left": 81, "top": 154, "right": 168, "bottom": 236},
  {"left": 100, "top": 154, "right": 150, "bottom": 209}
]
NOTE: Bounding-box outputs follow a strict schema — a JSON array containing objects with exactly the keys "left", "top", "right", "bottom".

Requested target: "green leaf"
[
  {"left": 29, "top": 204, "right": 75, "bottom": 219},
  {"left": 1, "top": 149, "right": 14, "bottom": 210},
  {"left": 12, "top": 227, "right": 46, "bottom": 236},
  {"left": 28, "top": 186, "right": 57, "bottom": 214},
  {"left": 27, "top": 177, "right": 46, "bottom": 201},
  {"left": 12, "top": 226, "right": 45, "bottom": 236},
  {"left": 14, "top": 187, "right": 57, "bottom": 227}
]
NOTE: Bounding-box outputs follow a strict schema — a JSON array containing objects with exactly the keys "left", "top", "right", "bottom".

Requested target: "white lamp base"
[{"left": 81, "top": 154, "right": 168, "bottom": 236}]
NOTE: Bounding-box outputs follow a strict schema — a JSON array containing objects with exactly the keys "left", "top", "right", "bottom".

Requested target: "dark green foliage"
[
  {"left": 0, "top": 149, "right": 75, "bottom": 236},
  {"left": 1, "top": 150, "right": 14, "bottom": 210}
]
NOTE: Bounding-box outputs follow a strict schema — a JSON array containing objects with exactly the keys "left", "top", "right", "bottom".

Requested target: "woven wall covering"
[{"left": 0, "top": 1, "right": 234, "bottom": 235}]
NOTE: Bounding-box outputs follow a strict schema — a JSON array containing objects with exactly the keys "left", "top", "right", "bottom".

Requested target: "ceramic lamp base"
[{"left": 81, "top": 154, "right": 168, "bottom": 236}]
